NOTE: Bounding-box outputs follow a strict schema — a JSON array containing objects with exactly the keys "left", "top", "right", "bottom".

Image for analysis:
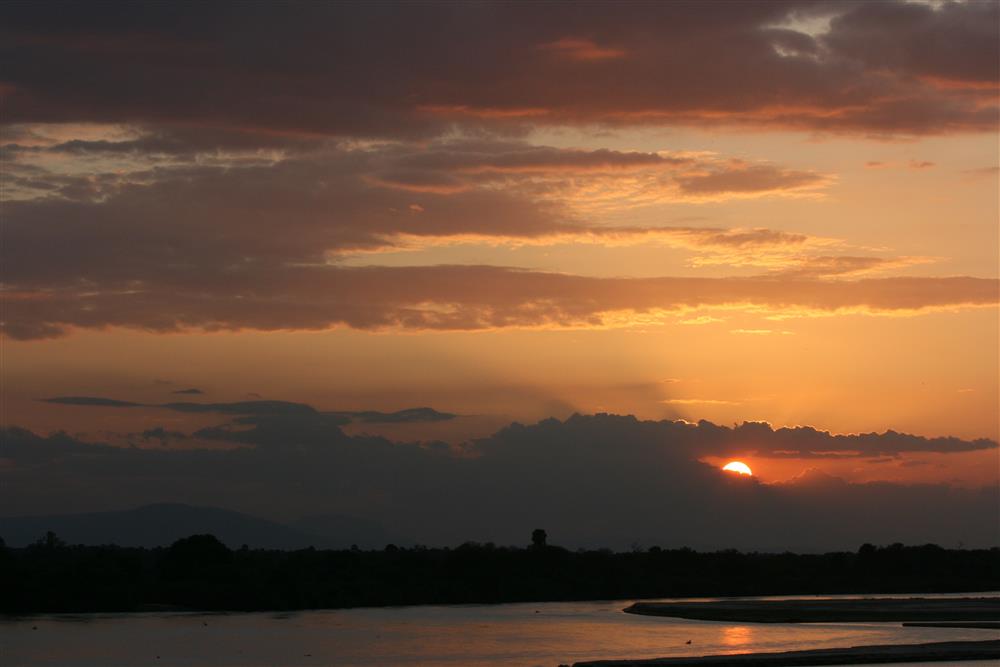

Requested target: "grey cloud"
[
  {"left": 823, "top": 1, "right": 999, "bottom": 84},
  {"left": 161, "top": 400, "right": 317, "bottom": 416},
  {"left": 171, "top": 388, "right": 204, "bottom": 395},
  {"left": 0, "top": 1, "right": 994, "bottom": 137},
  {"left": 3, "top": 152, "right": 571, "bottom": 286},
  {"left": 191, "top": 414, "right": 353, "bottom": 449},
  {"left": 762, "top": 27, "right": 819, "bottom": 57},
  {"left": 29, "top": 126, "right": 320, "bottom": 157},
  {"left": 1, "top": 415, "right": 996, "bottom": 550},
  {"left": 331, "top": 408, "right": 458, "bottom": 424},
  {"left": 715, "top": 421, "right": 998, "bottom": 458},
  {"left": 40, "top": 396, "right": 318, "bottom": 417},
  {"left": 0, "top": 426, "right": 118, "bottom": 465},
  {"left": 382, "top": 142, "right": 683, "bottom": 175},
  {"left": 42, "top": 396, "right": 143, "bottom": 408},
  {"left": 140, "top": 427, "right": 189, "bottom": 442},
  {"left": 2, "top": 140, "right": 826, "bottom": 283},
  {"left": 38, "top": 395, "right": 454, "bottom": 425},
  {"left": 468, "top": 417, "right": 998, "bottom": 460}
]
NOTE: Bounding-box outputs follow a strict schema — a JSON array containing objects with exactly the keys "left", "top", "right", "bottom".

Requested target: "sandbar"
[
  {"left": 625, "top": 597, "right": 1000, "bottom": 623},
  {"left": 572, "top": 638, "right": 1000, "bottom": 666}
]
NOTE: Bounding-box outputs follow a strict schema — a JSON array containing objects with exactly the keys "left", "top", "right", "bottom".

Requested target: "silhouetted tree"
[
  {"left": 35, "top": 531, "right": 66, "bottom": 550},
  {"left": 531, "top": 528, "right": 547, "bottom": 549},
  {"left": 164, "top": 534, "right": 232, "bottom": 580},
  {"left": 161, "top": 534, "right": 236, "bottom": 609}
]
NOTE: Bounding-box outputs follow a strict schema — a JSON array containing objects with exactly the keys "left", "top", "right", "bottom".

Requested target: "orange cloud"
[
  {"left": 674, "top": 164, "right": 830, "bottom": 198},
  {"left": 539, "top": 38, "right": 627, "bottom": 62},
  {"left": 4, "top": 268, "right": 996, "bottom": 340}
]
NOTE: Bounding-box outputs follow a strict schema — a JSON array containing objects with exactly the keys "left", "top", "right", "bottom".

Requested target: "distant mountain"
[{"left": 0, "top": 503, "right": 390, "bottom": 550}]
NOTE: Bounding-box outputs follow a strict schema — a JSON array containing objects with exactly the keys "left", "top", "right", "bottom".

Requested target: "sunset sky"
[{"left": 2, "top": 1, "right": 998, "bottom": 548}]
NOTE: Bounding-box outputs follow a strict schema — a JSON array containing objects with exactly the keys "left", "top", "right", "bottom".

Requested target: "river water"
[{"left": 3, "top": 594, "right": 998, "bottom": 667}]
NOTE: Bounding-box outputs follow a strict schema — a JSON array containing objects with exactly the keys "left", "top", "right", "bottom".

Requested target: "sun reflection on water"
[{"left": 721, "top": 625, "right": 753, "bottom": 651}]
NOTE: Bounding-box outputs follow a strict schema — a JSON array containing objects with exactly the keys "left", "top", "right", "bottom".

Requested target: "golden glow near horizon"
[{"left": 723, "top": 461, "right": 754, "bottom": 476}]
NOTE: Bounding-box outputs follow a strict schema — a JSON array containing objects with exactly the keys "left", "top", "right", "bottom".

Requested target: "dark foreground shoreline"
[
  {"left": 571, "top": 639, "right": 1000, "bottom": 666},
  {"left": 625, "top": 597, "right": 1000, "bottom": 623},
  {"left": 3, "top": 535, "right": 998, "bottom": 613}
]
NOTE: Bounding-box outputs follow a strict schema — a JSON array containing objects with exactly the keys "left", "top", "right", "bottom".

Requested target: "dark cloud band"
[{"left": 1, "top": 1, "right": 995, "bottom": 137}]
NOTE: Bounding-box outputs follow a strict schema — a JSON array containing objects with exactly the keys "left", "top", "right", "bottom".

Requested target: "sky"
[{"left": 1, "top": 1, "right": 998, "bottom": 549}]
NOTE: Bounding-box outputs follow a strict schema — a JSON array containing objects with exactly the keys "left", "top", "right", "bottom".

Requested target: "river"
[{"left": 4, "top": 594, "right": 998, "bottom": 666}]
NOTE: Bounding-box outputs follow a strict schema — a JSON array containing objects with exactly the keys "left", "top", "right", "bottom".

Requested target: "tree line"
[{"left": 1, "top": 531, "right": 997, "bottom": 613}]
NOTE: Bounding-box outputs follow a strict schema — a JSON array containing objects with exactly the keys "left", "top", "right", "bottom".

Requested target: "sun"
[{"left": 722, "top": 461, "right": 753, "bottom": 476}]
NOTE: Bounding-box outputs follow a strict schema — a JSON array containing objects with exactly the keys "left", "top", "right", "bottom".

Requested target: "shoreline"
[
  {"left": 625, "top": 597, "right": 1000, "bottom": 623},
  {"left": 903, "top": 621, "right": 1000, "bottom": 629},
  {"left": 571, "top": 639, "right": 1000, "bottom": 666}
]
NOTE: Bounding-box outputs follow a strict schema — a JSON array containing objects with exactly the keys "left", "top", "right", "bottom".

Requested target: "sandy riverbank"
[
  {"left": 571, "top": 638, "right": 1000, "bottom": 666},
  {"left": 625, "top": 597, "right": 1000, "bottom": 623}
]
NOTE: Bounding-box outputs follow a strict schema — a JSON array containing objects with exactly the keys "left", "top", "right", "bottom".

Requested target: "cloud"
[
  {"left": 822, "top": 1, "right": 998, "bottom": 86},
  {"left": 39, "top": 395, "right": 455, "bottom": 425},
  {"left": 0, "top": 4, "right": 993, "bottom": 345},
  {"left": 674, "top": 164, "right": 828, "bottom": 198},
  {"left": 4, "top": 136, "right": 973, "bottom": 342},
  {"left": 662, "top": 398, "right": 740, "bottom": 406},
  {"left": 769, "top": 255, "right": 938, "bottom": 279},
  {"left": 1, "top": 415, "right": 996, "bottom": 550},
  {"left": 41, "top": 397, "right": 318, "bottom": 416},
  {"left": 4, "top": 134, "right": 823, "bottom": 212},
  {"left": 331, "top": 408, "right": 458, "bottom": 424},
  {"left": 1, "top": 2, "right": 994, "bottom": 138},
  {"left": 338, "top": 226, "right": 829, "bottom": 263},
  {"left": 140, "top": 427, "right": 189, "bottom": 442},
  {"left": 33, "top": 402, "right": 996, "bottom": 461},
  {"left": 539, "top": 38, "right": 627, "bottom": 62},
  {"left": 161, "top": 401, "right": 318, "bottom": 416},
  {"left": 5, "top": 267, "right": 996, "bottom": 340},
  {"left": 171, "top": 388, "right": 204, "bottom": 395},
  {"left": 861, "top": 160, "right": 936, "bottom": 172},
  {"left": 4, "top": 140, "right": 831, "bottom": 278},
  {"left": 0, "top": 426, "right": 118, "bottom": 465},
  {"left": 41, "top": 396, "right": 143, "bottom": 408}
]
